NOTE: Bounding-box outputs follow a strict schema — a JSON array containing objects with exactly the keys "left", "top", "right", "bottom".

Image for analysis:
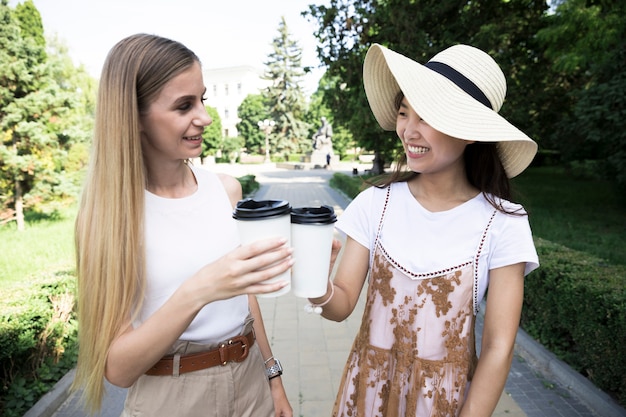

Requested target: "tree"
[
  {"left": 12, "top": 0, "right": 45, "bottom": 61},
  {"left": 0, "top": 0, "right": 93, "bottom": 230},
  {"left": 305, "top": 0, "right": 548, "bottom": 173},
  {"left": 262, "top": 16, "right": 310, "bottom": 159},
  {"left": 537, "top": 0, "right": 626, "bottom": 189},
  {"left": 220, "top": 135, "right": 245, "bottom": 163},
  {"left": 201, "top": 105, "right": 222, "bottom": 160},
  {"left": 236, "top": 94, "right": 269, "bottom": 154}
]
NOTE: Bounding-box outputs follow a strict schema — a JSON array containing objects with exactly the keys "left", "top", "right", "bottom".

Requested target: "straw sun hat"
[{"left": 363, "top": 43, "right": 537, "bottom": 178}]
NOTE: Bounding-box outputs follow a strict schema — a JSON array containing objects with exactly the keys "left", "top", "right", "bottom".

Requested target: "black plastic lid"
[
  {"left": 232, "top": 199, "right": 291, "bottom": 220},
  {"left": 290, "top": 205, "right": 337, "bottom": 225}
]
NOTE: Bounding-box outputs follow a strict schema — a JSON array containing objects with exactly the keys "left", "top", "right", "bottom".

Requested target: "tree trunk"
[
  {"left": 15, "top": 179, "right": 24, "bottom": 231},
  {"left": 371, "top": 151, "right": 386, "bottom": 175}
]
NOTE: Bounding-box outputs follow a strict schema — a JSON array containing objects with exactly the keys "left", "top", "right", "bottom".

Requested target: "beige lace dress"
[{"left": 332, "top": 186, "right": 497, "bottom": 417}]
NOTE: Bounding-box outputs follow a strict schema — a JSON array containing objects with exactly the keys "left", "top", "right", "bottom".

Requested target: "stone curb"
[
  {"left": 23, "top": 368, "right": 75, "bottom": 417},
  {"left": 514, "top": 327, "right": 626, "bottom": 417}
]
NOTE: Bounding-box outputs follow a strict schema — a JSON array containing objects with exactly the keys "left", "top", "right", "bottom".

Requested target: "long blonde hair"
[{"left": 73, "top": 34, "right": 199, "bottom": 412}]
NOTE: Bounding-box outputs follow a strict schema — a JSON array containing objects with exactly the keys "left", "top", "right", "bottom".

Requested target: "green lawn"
[
  {"left": 0, "top": 208, "right": 76, "bottom": 287},
  {"left": 512, "top": 166, "right": 625, "bottom": 265}
]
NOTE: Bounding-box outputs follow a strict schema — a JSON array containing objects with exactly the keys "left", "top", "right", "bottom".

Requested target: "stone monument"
[{"left": 310, "top": 117, "right": 336, "bottom": 168}]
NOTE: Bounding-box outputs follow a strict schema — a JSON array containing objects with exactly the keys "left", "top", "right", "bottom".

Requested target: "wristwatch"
[{"left": 266, "top": 358, "right": 283, "bottom": 380}]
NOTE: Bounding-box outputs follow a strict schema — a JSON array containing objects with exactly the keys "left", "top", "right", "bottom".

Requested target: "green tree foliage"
[
  {"left": 537, "top": 0, "right": 626, "bottom": 189},
  {"left": 236, "top": 94, "right": 269, "bottom": 154},
  {"left": 220, "top": 135, "right": 245, "bottom": 163},
  {"left": 0, "top": 0, "right": 93, "bottom": 230},
  {"left": 305, "top": 0, "right": 548, "bottom": 173},
  {"left": 201, "top": 105, "right": 222, "bottom": 159},
  {"left": 12, "top": 0, "right": 45, "bottom": 61},
  {"left": 262, "top": 16, "right": 310, "bottom": 159}
]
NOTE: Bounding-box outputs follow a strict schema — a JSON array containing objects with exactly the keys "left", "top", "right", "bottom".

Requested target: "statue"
[
  {"left": 312, "top": 117, "right": 333, "bottom": 151},
  {"left": 311, "top": 117, "right": 335, "bottom": 168}
]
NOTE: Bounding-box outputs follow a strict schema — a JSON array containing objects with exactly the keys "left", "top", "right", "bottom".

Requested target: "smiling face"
[
  {"left": 139, "top": 61, "right": 211, "bottom": 164},
  {"left": 396, "top": 97, "right": 471, "bottom": 177}
]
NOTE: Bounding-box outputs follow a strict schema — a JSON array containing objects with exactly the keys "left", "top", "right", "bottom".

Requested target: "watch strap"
[{"left": 266, "top": 358, "right": 283, "bottom": 379}]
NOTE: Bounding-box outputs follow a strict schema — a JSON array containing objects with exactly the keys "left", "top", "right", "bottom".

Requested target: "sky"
[{"left": 12, "top": 0, "right": 328, "bottom": 95}]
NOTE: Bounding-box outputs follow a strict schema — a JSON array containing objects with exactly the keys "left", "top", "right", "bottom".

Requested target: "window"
[{"left": 224, "top": 84, "right": 229, "bottom": 96}]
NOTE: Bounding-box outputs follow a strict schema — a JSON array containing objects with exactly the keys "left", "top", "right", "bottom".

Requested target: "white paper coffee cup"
[
  {"left": 233, "top": 199, "right": 291, "bottom": 297},
  {"left": 290, "top": 206, "right": 337, "bottom": 298}
]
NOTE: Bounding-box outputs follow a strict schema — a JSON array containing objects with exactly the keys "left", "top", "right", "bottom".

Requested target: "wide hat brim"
[{"left": 363, "top": 44, "right": 537, "bottom": 178}]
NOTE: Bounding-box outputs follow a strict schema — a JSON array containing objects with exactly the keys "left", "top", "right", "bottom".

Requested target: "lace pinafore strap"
[{"left": 372, "top": 185, "right": 496, "bottom": 315}]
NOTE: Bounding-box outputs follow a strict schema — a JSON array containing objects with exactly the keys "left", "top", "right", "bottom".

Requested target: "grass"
[
  {"left": 512, "top": 166, "right": 625, "bottom": 265},
  {"left": 0, "top": 208, "right": 76, "bottom": 287}
]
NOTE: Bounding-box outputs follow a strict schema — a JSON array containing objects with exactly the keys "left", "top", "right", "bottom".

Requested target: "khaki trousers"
[{"left": 120, "top": 324, "right": 273, "bottom": 417}]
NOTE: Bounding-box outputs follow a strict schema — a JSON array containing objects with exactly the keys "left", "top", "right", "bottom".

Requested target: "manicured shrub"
[
  {"left": 238, "top": 174, "right": 260, "bottom": 197},
  {"left": 329, "top": 172, "right": 371, "bottom": 199},
  {"left": 0, "top": 271, "right": 78, "bottom": 417},
  {"left": 522, "top": 238, "right": 626, "bottom": 405}
]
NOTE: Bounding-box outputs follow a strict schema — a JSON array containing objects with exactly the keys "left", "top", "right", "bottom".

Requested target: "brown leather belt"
[{"left": 146, "top": 331, "right": 255, "bottom": 376}]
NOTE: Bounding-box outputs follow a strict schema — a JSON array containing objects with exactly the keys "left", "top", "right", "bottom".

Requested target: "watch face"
[{"left": 266, "top": 359, "right": 283, "bottom": 378}]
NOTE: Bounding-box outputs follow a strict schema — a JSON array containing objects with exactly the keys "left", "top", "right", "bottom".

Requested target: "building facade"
[{"left": 202, "top": 66, "right": 270, "bottom": 138}]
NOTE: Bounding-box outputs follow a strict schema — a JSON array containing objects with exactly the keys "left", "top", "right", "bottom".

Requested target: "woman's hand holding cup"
[{"left": 188, "top": 237, "right": 293, "bottom": 305}]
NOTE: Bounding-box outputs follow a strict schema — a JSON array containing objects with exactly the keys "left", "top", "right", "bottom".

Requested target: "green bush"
[
  {"left": 329, "top": 172, "right": 372, "bottom": 199},
  {"left": 238, "top": 175, "right": 260, "bottom": 197},
  {"left": 522, "top": 238, "right": 626, "bottom": 405},
  {"left": 287, "top": 154, "right": 304, "bottom": 162},
  {"left": 0, "top": 271, "right": 78, "bottom": 417}
]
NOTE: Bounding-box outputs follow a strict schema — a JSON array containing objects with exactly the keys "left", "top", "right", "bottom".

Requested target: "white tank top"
[{"left": 135, "top": 166, "right": 248, "bottom": 344}]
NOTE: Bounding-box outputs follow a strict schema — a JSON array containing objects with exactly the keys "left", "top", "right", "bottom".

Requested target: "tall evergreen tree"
[
  {"left": 0, "top": 0, "right": 93, "bottom": 230},
  {"left": 13, "top": 0, "right": 45, "bottom": 61},
  {"left": 262, "top": 16, "right": 310, "bottom": 159}
]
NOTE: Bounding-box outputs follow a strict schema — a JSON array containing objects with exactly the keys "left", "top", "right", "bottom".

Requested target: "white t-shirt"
[
  {"left": 336, "top": 182, "right": 539, "bottom": 306},
  {"left": 135, "top": 166, "right": 248, "bottom": 344}
]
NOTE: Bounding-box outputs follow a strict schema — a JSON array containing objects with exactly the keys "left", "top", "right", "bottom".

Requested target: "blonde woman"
[
  {"left": 73, "top": 34, "right": 293, "bottom": 417},
  {"left": 309, "top": 44, "right": 539, "bottom": 417}
]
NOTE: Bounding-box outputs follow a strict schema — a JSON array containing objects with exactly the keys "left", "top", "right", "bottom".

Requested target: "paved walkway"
[{"left": 34, "top": 162, "right": 623, "bottom": 417}]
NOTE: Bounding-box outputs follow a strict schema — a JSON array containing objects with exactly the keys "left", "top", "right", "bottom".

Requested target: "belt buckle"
[{"left": 218, "top": 335, "right": 249, "bottom": 365}]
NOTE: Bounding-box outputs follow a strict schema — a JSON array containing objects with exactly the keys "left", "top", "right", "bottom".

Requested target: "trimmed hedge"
[
  {"left": 522, "top": 238, "right": 626, "bottom": 405},
  {"left": 238, "top": 174, "right": 260, "bottom": 197},
  {"left": 0, "top": 271, "right": 78, "bottom": 417},
  {"left": 329, "top": 172, "right": 371, "bottom": 199}
]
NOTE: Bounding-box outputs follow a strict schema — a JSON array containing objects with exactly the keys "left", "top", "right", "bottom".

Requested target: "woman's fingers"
[
  {"left": 209, "top": 238, "right": 292, "bottom": 293},
  {"left": 328, "top": 238, "right": 343, "bottom": 276},
  {"left": 193, "top": 236, "right": 297, "bottom": 302},
  {"left": 237, "top": 237, "right": 290, "bottom": 260}
]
